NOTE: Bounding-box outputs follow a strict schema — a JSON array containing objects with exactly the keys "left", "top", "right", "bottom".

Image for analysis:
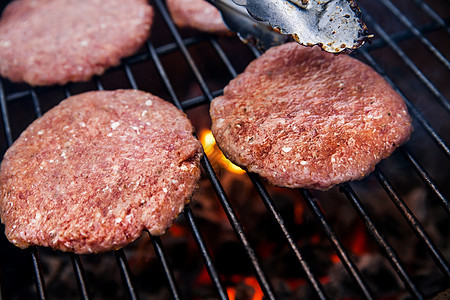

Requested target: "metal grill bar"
[
  {"left": 374, "top": 168, "right": 450, "bottom": 281},
  {"left": 115, "top": 250, "right": 139, "bottom": 300},
  {"left": 248, "top": 173, "right": 328, "bottom": 299},
  {"left": 30, "top": 89, "right": 42, "bottom": 119},
  {"left": 359, "top": 7, "right": 450, "bottom": 113},
  {"left": 200, "top": 155, "right": 277, "bottom": 299},
  {"left": 365, "top": 22, "right": 446, "bottom": 52},
  {"left": 4, "top": 89, "right": 30, "bottom": 102},
  {"left": 153, "top": 0, "right": 213, "bottom": 101},
  {"left": 180, "top": 91, "right": 219, "bottom": 110},
  {"left": 146, "top": 41, "right": 182, "bottom": 109},
  {"left": 30, "top": 247, "right": 47, "bottom": 300},
  {"left": 399, "top": 148, "right": 450, "bottom": 215},
  {"left": 149, "top": 235, "right": 182, "bottom": 300},
  {"left": 299, "top": 189, "right": 376, "bottom": 300},
  {"left": 209, "top": 38, "right": 239, "bottom": 78},
  {"left": 0, "top": 80, "right": 12, "bottom": 146},
  {"left": 413, "top": 0, "right": 450, "bottom": 34},
  {"left": 184, "top": 207, "right": 229, "bottom": 300},
  {"left": 379, "top": 0, "right": 450, "bottom": 71},
  {"left": 340, "top": 184, "right": 425, "bottom": 299},
  {"left": 124, "top": 64, "right": 139, "bottom": 91},
  {"left": 70, "top": 254, "right": 91, "bottom": 300}
]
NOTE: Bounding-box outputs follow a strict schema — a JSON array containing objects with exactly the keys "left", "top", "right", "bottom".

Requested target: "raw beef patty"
[
  {"left": 210, "top": 42, "right": 413, "bottom": 190},
  {"left": 0, "top": 89, "right": 203, "bottom": 254},
  {"left": 166, "top": 0, "right": 230, "bottom": 34},
  {"left": 0, "top": 0, "right": 153, "bottom": 86}
]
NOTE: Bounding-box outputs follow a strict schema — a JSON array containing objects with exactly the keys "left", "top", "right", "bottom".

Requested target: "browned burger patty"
[
  {"left": 166, "top": 0, "right": 230, "bottom": 34},
  {"left": 210, "top": 42, "right": 413, "bottom": 190},
  {"left": 0, "top": 0, "right": 153, "bottom": 86},
  {"left": 0, "top": 90, "right": 203, "bottom": 254}
]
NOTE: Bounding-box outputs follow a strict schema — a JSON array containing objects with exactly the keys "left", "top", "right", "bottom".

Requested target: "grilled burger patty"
[
  {"left": 166, "top": 0, "right": 230, "bottom": 34},
  {"left": 210, "top": 42, "right": 413, "bottom": 190},
  {"left": 0, "top": 0, "right": 153, "bottom": 86},
  {"left": 0, "top": 90, "right": 203, "bottom": 254}
]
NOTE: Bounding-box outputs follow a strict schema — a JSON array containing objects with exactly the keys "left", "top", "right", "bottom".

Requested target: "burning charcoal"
[{"left": 328, "top": 253, "right": 403, "bottom": 298}]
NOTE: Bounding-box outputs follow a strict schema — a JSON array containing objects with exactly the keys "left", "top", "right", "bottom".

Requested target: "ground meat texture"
[
  {"left": 0, "top": 90, "right": 203, "bottom": 254},
  {"left": 166, "top": 0, "right": 230, "bottom": 34},
  {"left": 0, "top": 0, "right": 153, "bottom": 86},
  {"left": 210, "top": 42, "right": 413, "bottom": 190}
]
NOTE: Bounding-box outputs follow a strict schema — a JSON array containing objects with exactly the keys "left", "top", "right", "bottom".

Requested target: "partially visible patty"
[
  {"left": 210, "top": 42, "right": 413, "bottom": 190},
  {"left": 0, "top": 0, "right": 153, "bottom": 86},
  {"left": 0, "top": 90, "right": 203, "bottom": 254},
  {"left": 166, "top": 0, "right": 230, "bottom": 34}
]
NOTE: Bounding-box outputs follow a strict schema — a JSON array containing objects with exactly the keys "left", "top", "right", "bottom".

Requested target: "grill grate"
[{"left": 1, "top": 0, "right": 449, "bottom": 299}]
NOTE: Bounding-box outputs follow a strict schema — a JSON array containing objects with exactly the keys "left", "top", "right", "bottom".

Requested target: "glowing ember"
[
  {"left": 226, "top": 276, "right": 264, "bottom": 300},
  {"left": 350, "top": 221, "right": 371, "bottom": 255},
  {"left": 294, "top": 201, "right": 304, "bottom": 224},
  {"left": 331, "top": 254, "right": 341, "bottom": 264},
  {"left": 199, "top": 129, "right": 246, "bottom": 174},
  {"left": 168, "top": 223, "right": 186, "bottom": 238},
  {"left": 226, "top": 286, "right": 236, "bottom": 300},
  {"left": 243, "top": 277, "right": 264, "bottom": 300}
]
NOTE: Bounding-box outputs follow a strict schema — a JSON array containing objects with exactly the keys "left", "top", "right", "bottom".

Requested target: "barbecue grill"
[{"left": 0, "top": 0, "right": 449, "bottom": 299}]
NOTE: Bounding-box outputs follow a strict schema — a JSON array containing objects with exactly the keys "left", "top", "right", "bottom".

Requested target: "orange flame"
[{"left": 199, "top": 129, "right": 246, "bottom": 174}]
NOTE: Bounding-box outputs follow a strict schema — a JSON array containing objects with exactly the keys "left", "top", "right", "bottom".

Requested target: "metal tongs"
[{"left": 207, "top": 0, "right": 371, "bottom": 53}]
